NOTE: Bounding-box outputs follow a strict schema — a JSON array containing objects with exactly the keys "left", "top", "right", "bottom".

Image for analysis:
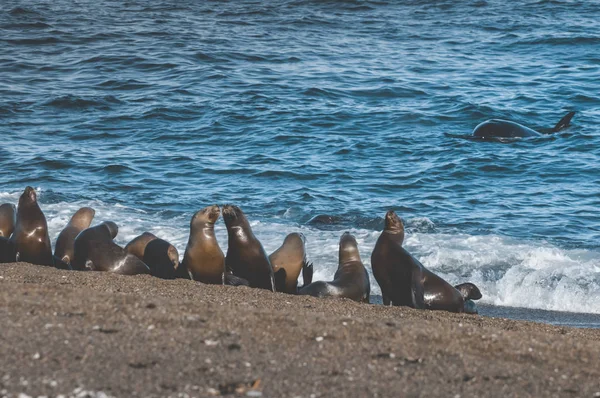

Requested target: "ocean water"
[{"left": 1, "top": 0, "right": 600, "bottom": 323}]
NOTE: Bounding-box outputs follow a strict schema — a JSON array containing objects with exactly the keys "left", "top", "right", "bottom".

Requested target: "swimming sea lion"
[
  {"left": 371, "top": 210, "right": 480, "bottom": 313},
  {"left": 125, "top": 232, "right": 180, "bottom": 279},
  {"left": 0, "top": 203, "right": 16, "bottom": 238},
  {"left": 181, "top": 205, "right": 225, "bottom": 284},
  {"left": 269, "top": 232, "right": 311, "bottom": 294},
  {"left": 72, "top": 221, "right": 150, "bottom": 275},
  {"left": 9, "top": 187, "right": 53, "bottom": 266},
  {"left": 299, "top": 232, "right": 370, "bottom": 303},
  {"left": 222, "top": 204, "right": 274, "bottom": 291},
  {"left": 54, "top": 207, "right": 95, "bottom": 265},
  {"left": 472, "top": 111, "right": 575, "bottom": 140}
]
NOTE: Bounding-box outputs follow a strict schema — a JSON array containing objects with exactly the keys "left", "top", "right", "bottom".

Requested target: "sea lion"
[
  {"left": 0, "top": 237, "right": 16, "bottom": 263},
  {"left": 269, "top": 232, "right": 311, "bottom": 294},
  {"left": 472, "top": 111, "right": 575, "bottom": 140},
  {"left": 181, "top": 205, "right": 225, "bottom": 284},
  {"left": 0, "top": 203, "right": 16, "bottom": 238},
  {"left": 299, "top": 232, "right": 370, "bottom": 303},
  {"left": 371, "top": 210, "right": 480, "bottom": 313},
  {"left": 9, "top": 187, "right": 53, "bottom": 266},
  {"left": 125, "top": 232, "right": 180, "bottom": 278},
  {"left": 222, "top": 204, "right": 274, "bottom": 291},
  {"left": 72, "top": 221, "right": 150, "bottom": 275},
  {"left": 54, "top": 207, "right": 95, "bottom": 265}
]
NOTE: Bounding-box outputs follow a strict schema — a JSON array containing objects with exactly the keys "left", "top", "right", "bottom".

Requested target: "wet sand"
[{"left": 1, "top": 262, "right": 600, "bottom": 398}]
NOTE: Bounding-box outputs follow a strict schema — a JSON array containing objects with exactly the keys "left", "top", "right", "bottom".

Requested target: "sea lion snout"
[{"left": 384, "top": 210, "right": 404, "bottom": 233}]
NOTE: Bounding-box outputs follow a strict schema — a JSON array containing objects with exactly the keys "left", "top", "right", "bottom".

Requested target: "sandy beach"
[{"left": 0, "top": 263, "right": 599, "bottom": 398}]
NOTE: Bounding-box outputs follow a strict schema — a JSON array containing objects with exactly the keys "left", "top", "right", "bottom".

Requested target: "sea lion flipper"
[
  {"left": 552, "top": 111, "right": 576, "bottom": 132},
  {"left": 454, "top": 282, "right": 482, "bottom": 301},
  {"left": 301, "top": 261, "right": 313, "bottom": 287},
  {"left": 274, "top": 268, "right": 287, "bottom": 292},
  {"left": 53, "top": 255, "right": 72, "bottom": 270},
  {"left": 225, "top": 273, "right": 250, "bottom": 287},
  {"left": 411, "top": 270, "right": 425, "bottom": 309}
]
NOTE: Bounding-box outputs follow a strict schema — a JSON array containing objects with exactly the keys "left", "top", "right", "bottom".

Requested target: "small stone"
[
  {"left": 593, "top": 392, "right": 600, "bottom": 398},
  {"left": 147, "top": 324, "right": 156, "bottom": 330},
  {"left": 342, "top": 322, "right": 347, "bottom": 326},
  {"left": 244, "top": 362, "right": 251, "bottom": 368},
  {"left": 315, "top": 336, "right": 324, "bottom": 342},
  {"left": 246, "top": 391, "right": 262, "bottom": 397},
  {"left": 33, "top": 352, "right": 41, "bottom": 360},
  {"left": 206, "top": 388, "right": 219, "bottom": 396},
  {"left": 204, "top": 339, "right": 219, "bottom": 346}
]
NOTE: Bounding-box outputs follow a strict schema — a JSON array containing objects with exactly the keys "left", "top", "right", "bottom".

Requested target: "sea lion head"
[
  {"left": 221, "top": 204, "right": 248, "bottom": 228},
  {"left": 384, "top": 210, "right": 404, "bottom": 234},
  {"left": 191, "top": 205, "right": 220, "bottom": 226},
  {"left": 339, "top": 232, "right": 361, "bottom": 264},
  {"left": 0, "top": 203, "right": 17, "bottom": 237},
  {"left": 102, "top": 221, "right": 119, "bottom": 239},
  {"left": 283, "top": 232, "right": 306, "bottom": 247},
  {"left": 18, "top": 186, "right": 38, "bottom": 208},
  {"left": 167, "top": 244, "right": 180, "bottom": 269},
  {"left": 69, "top": 207, "right": 96, "bottom": 230}
]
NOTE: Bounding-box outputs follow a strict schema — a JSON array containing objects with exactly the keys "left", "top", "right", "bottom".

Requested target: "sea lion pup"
[
  {"left": 181, "top": 205, "right": 225, "bottom": 284},
  {"left": 222, "top": 204, "right": 274, "bottom": 291},
  {"left": 125, "top": 232, "right": 181, "bottom": 279},
  {"left": 54, "top": 207, "right": 95, "bottom": 265},
  {"left": 72, "top": 221, "right": 150, "bottom": 275},
  {"left": 269, "top": 232, "right": 313, "bottom": 294},
  {"left": 299, "top": 232, "right": 370, "bottom": 303},
  {"left": 9, "top": 187, "right": 53, "bottom": 266},
  {"left": 472, "top": 111, "right": 575, "bottom": 139},
  {"left": 371, "top": 210, "right": 480, "bottom": 313},
  {"left": 0, "top": 203, "right": 16, "bottom": 238}
]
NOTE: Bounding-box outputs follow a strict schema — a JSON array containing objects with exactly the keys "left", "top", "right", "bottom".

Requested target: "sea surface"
[{"left": 1, "top": 0, "right": 600, "bottom": 326}]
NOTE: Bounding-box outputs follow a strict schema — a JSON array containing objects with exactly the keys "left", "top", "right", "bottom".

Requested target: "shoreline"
[{"left": 1, "top": 262, "right": 600, "bottom": 397}]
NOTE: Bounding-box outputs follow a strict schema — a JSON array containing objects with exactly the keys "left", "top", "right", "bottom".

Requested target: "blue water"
[{"left": 1, "top": 0, "right": 600, "bottom": 318}]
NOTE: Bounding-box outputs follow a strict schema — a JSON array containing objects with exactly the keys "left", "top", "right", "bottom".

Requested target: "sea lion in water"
[
  {"left": 222, "top": 204, "right": 274, "bottom": 291},
  {"left": 181, "top": 205, "right": 225, "bottom": 284},
  {"left": 72, "top": 221, "right": 150, "bottom": 275},
  {"left": 0, "top": 203, "right": 16, "bottom": 238},
  {"left": 371, "top": 210, "right": 480, "bottom": 313},
  {"left": 9, "top": 187, "right": 53, "bottom": 266},
  {"left": 269, "top": 232, "right": 312, "bottom": 294},
  {"left": 54, "top": 207, "right": 95, "bottom": 265},
  {"left": 125, "top": 232, "right": 181, "bottom": 279},
  {"left": 299, "top": 232, "right": 370, "bottom": 303},
  {"left": 472, "top": 111, "right": 575, "bottom": 140}
]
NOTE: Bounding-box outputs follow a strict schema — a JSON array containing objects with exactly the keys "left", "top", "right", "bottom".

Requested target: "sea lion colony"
[{"left": 0, "top": 186, "right": 481, "bottom": 314}]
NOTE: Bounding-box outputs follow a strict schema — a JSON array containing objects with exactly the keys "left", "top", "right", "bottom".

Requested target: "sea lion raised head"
[
  {"left": 0, "top": 203, "right": 16, "bottom": 238},
  {"left": 54, "top": 207, "right": 95, "bottom": 265},
  {"left": 181, "top": 205, "right": 225, "bottom": 284},
  {"left": 338, "top": 232, "right": 361, "bottom": 264},
  {"left": 222, "top": 204, "right": 274, "bottom": 291},
  {"left": 384, "top": 210, "right": 404, "bottom": 244},
  {"left": 10, "top": 187, "right": 53, "bottom": 266}
]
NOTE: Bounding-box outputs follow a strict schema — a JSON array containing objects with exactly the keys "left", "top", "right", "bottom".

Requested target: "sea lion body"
[
  {"left": 9, "top": 187, "right": 53, "bottom": 266},
  {"left": 0, "top": 237, "right": 16, "bottom": 263},
  {"left": 0, "top": 203, "right": 16, "bottom": 238},
  {"left": 222, "top": 205, "right": 274, "bottom": 291},
  {"left": 371, "top": 210, "right": 480, "bottom": 313},
  {"left": 54, "top": 207, "right": 95, "bottom": 265},
  {"left": 125, "top": 232, "right": 180, "bottom": 279},
  {"left": 124, "top": 232, "right": 157, "bottom": 261},
  {"left": 269, "top": 232, "right": 308, "bottom": 293},
  {"left": 181, "top": 205, "right": 225, "bottom": 284},
  {"left": 72, "top": 221, "right": 150, "bottom": 275},
  {"left": 472, "top": 111, "right": 575, "bottom": 140},
  {"left": 299, "top": 232, "right": 370, "bottom": 303}
]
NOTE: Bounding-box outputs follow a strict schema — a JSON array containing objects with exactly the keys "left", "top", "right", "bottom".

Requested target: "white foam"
[{"left": 7, "top": 190, "right": 600, "bottom": 314}]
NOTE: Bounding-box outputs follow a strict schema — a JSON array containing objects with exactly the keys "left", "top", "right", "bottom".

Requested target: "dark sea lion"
[
  {"left": 72, "top": 221, "right": 150, "bottom": 275},
  {"left": 269, "top": 232, "right": 312, "bottom": 294},
  {"left": 454, "top": 282, "right": 482, "bottom": 301},
  {"left": 0, "top": 203, "right": 16, "bottom": 238},
  {"left": 9, "top": 187, "right": 53, "bottom": 266},
  {"left": 472, "top": 111, "right": 575, "bottom": 140},
  {"left": 125, "top": 232, "right": 158, "bottom": 260},
  {"left": 222, "top": 204, "right": 274, "bottom": 291},
  {"left": 299, "top": 232, "right": 370, "bottom": 303},
  {"left": 54, "top": 207, "right": 95, "bottom": 265},
  {"left": 0, "top": 237, "right": 16, "bottom": 263},
  {"left": 371, "top": 210, "right": 480, "bottom": 313},
  {"left": 181, "top": 205, "right": 225, "bottom": 284},
  {"left": 125, "top": 232, "right": 181, "bottom": 279}
]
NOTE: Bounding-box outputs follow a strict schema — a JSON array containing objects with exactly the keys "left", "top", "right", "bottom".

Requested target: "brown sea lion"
[
  {"left": 54, "top": 207, "right": 95, "bottom": 265},
  {"left": 222, "top": 204, "right": 274, "bottom": 291},
  {"left": 72, "top": 221, "right": 150, "bottom": 275},
  {"left": 9, "top": 187, "right": 53, "bottom": 266},
  {"left": 371, "top": 210, "right": 480, "bottom": 313},
  {"left": 299, "top": 232, "right": 370, "bottom": 303},
  {"left": 0, "top": 203, "right": 16, "bottom": 238},
  {"left": 269, "top": 232, "right": 311, "bottom": 294}
]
